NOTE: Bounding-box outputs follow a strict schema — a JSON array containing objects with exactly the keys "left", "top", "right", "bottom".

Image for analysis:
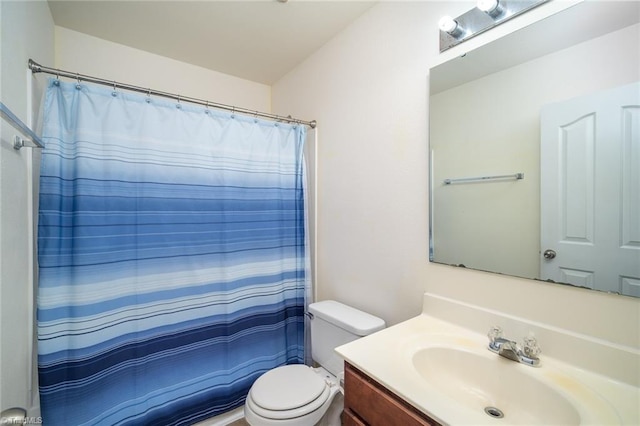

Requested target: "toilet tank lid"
[{"left": 308, "top": 300, "right": 385, "bottom": 336}]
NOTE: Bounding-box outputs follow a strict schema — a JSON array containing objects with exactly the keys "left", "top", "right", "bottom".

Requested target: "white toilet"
[{"left": 244, "top": 300, "right": 385, "bottom": 426}]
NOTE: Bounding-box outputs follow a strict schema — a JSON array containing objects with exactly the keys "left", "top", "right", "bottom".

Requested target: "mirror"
[{"left": 429, "top": 1, "right": 640, "bottom": 297}]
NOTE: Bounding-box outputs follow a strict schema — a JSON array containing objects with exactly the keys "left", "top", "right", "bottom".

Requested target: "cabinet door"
[{"left": 344, "top": 363, "right": 439, "bottom": 426}]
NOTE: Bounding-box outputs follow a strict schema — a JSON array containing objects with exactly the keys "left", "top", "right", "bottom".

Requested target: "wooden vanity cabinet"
[{"left": 343, "top": 362, "right": 441, "bottom": 426}]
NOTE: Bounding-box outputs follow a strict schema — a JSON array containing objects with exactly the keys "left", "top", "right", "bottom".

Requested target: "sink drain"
[{"left": 484, "top": 406, "right": 504, "bottom": 419}]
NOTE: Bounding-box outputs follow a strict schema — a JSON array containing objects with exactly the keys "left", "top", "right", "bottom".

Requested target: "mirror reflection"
[{"left": 429, "top": 1, "right": 640, "bottom": 297}]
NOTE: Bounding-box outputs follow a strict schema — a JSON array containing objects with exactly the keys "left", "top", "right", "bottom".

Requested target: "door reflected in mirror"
[{"left": 429, "top": 1, "right": 640, "bottom": 297}]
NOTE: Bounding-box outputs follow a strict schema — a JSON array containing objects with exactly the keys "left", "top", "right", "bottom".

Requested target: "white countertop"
[{"left": 336, "top": 313, "right": 640, "bottom": 425}]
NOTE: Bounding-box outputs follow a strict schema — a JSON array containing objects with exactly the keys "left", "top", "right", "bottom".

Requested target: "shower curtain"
[{"left": 37, "top": 79, "right": 309, "bottom": 425}]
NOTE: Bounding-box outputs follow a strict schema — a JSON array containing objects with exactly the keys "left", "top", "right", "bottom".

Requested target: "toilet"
[{"left": 244, "top": 300, "right": 385, "bottom": 426}]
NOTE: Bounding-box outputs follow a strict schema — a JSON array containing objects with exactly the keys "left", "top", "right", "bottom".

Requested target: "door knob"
[{"left": 543, "top": 249, "right": 556, "bottom": 259}]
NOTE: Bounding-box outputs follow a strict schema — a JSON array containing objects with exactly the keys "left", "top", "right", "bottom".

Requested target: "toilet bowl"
[
  {"left": 244, "top": 365, "right": 342, "bottom": 426},
  {"left": 244, "top": 300, "right": 385, "bottom": 426}
]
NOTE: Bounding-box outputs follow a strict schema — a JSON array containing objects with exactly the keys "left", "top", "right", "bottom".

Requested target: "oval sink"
[{"left": 413, "top": 347, "right": 581, "bottom": 425}]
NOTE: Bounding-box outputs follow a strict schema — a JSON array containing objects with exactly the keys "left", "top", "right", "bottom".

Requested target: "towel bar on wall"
[
  {"left": 443, "top": 172, "right": 524, "bottom": 185},
  {"left": 0, "top": 102, "right": 44, "bottom": 149}
]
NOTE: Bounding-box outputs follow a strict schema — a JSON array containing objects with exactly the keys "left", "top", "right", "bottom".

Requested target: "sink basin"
[{"left": 413, "top": 347, "right": 581, "bottom": 425}]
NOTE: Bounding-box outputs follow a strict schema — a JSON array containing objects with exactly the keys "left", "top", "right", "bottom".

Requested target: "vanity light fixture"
[
  {"left": 439, "top": 0, "right": 548, "bottom": 52},
  {"left": 478, "top": 0, "right": 504, "bottom": 16},
  {"left": 438, "top": 16, "right": 462, "bottom": 36}
]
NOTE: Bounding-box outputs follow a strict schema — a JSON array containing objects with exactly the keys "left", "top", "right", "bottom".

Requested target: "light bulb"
[
  {"left": 438, "top": 16, "right": 459, "bottom": 34},
  {"left": 477, "top": 0, "right": 500, "bottom": 14}
]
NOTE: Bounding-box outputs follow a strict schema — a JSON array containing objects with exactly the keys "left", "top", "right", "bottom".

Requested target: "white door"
[{"left": 540, "top": 82, "right": 640, "bottom": 297}]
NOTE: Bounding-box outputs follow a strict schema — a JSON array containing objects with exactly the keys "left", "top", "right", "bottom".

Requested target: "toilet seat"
[{"left": 247, "top": 365, "right": 331, "bottom": 420}]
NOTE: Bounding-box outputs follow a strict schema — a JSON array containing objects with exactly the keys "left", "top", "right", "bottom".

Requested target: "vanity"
[{"left": 336, "top": 293, "right": 640, "bottom": 425}]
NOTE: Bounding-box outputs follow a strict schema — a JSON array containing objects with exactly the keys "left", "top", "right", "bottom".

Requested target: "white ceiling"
[{"left": 47, "top": 1, "right": 376, "bottom": 85}]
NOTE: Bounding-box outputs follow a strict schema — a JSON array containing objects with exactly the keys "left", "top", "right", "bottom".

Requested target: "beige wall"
[
  {"left": 0, "top": 0, "right": 54, "bottom": 414},
  {"left": 272, "top": 1, "right": 640, "bottom": 350},
  {"left": 54, "top": 26, "right": 271, "bottom": 113}
]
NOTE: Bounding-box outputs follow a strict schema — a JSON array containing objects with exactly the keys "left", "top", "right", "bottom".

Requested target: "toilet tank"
[{"left": 308, "top": 300, "right": 385, "bottom": 376}]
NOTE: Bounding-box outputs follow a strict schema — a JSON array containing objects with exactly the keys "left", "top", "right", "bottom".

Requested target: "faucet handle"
[
  {"left": 487, "top": 326, "right": 505, "bottom": 351},
  {"left": 487, "top": 326, "right": 503, "bottom": 343},
  {"left": 522, "top": 335, "right": 541, "bottom": 359}
]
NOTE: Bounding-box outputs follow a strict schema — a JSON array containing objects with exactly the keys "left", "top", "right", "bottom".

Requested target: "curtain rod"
[{"left": 28, "top": 59, "right": 317, "bottom": 129}]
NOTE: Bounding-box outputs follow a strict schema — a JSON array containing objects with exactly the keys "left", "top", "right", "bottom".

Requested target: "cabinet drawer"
[
  {"left": 342, "top": 408, "right": 366, "bottom": 426},
  {"left": 344, "top": 362, "right": 438, "bottom": 426}
]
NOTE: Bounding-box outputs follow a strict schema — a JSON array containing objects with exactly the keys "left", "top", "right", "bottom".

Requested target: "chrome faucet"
[{"left": 487, "top": 326, "right": 541, "bottom": 367}]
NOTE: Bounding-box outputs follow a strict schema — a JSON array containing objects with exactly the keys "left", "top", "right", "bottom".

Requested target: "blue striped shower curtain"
[{"left": 37, "top": 79, "right": 309, "bottom": 425}]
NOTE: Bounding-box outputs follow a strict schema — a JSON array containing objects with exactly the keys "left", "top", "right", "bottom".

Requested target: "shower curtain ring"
[{"left": 76, "top": 73, "right": 81, "bottom": 89}]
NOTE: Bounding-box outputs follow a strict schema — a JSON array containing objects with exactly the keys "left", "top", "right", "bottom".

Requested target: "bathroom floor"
[{"left": 228, "top": 420, "right": 249, "bottom": 426}]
